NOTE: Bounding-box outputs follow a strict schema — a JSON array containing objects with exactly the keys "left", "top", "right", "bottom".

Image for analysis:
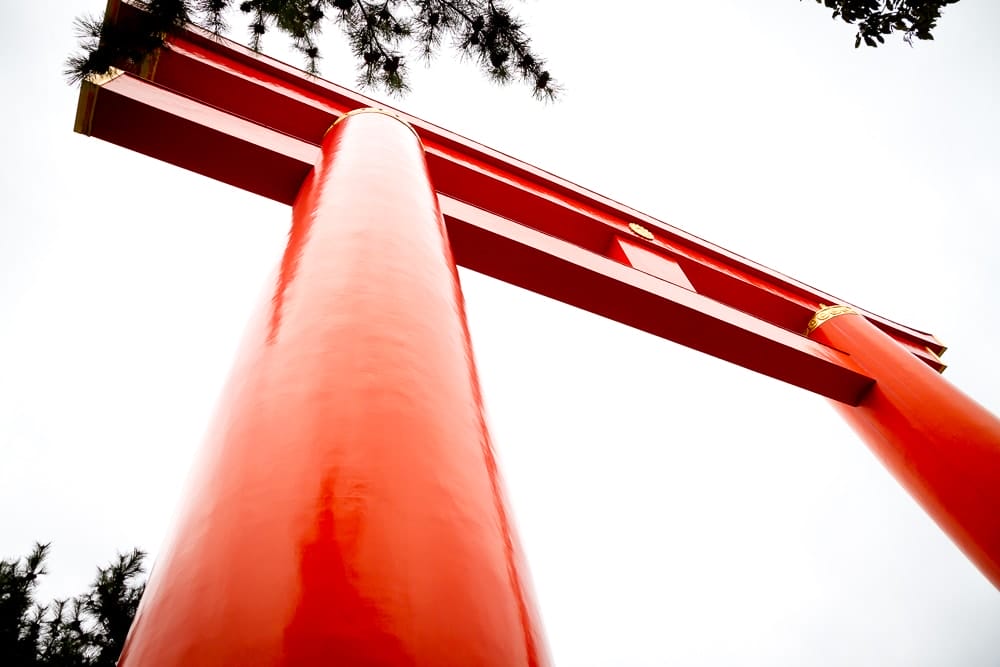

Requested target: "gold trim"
[
  {"left": 805, "top": 304, "right": 859, "bottom": 336},
  {"left": 84, "top": 66, "right": 125, "bottom": 87},
  {"left": 926, "top": 346, "right": 948, "bottom": 373},
  {"left": 323, "top": 107, "right": 420, "bottom": 141},
  {"left": 627, "top": 222, "right": 655, "bottom": 241},
  {"left": 105, "top": 0, "right": 123, "bottom": 27},
  {"left": 137, "top": 42, "right": 163, "bottom": 81},
  {"left": 74, "top": 68, "right": 125, "bottom": 136}
]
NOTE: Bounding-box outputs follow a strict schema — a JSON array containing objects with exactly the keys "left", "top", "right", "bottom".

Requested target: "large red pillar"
[
  {"left": 119, "top": 109, "right": 550, "bottom": 666},
  {"left": 806, "top": 305, "right": 1000, "bottom": 588}
]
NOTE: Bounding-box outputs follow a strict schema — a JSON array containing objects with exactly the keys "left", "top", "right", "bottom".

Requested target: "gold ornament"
[{"left": 804, "top": 304, "right": 859, "bottom": 336}]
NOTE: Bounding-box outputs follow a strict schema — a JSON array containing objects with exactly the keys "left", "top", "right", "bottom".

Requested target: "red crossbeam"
[
  {"left": 75, "top": 0, "right": 948, "bottom": 406},
  {"left": 72, "top": 6, "right": 1000, "bottom": 653}
]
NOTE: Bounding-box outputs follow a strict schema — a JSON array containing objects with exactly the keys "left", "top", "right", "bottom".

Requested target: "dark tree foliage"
[
  {"left": 66, "top": 1, "right": 962, "bottom": 100},
  {"left": 66, "top": 0, "right": 560, "bottom": 99},
  {"left": 0, "top": 543, "right": 47, "bottom": 666},
  {"left": 0, "top": 544, "right": 146, "bottom": 667},
  {"left": 810, "top": 0, "right": 961, "bottom": 47}
]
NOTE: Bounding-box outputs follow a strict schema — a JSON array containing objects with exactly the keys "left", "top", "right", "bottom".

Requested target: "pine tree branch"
[{"left": 65, "top": 0, "right": 559, "bottom": 100}]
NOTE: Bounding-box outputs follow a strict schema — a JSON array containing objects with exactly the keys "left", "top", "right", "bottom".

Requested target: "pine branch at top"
[
  {"left": 65, "top": 1, "right": 965, "bottom": 100},
  {"left": 66, "top": 0, "right": 561, "bottom": 100}
]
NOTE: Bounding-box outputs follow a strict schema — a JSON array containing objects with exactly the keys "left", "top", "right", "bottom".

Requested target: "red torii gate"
[{"left": 75, "top": 1, "right": 1000, "bottom": 664}]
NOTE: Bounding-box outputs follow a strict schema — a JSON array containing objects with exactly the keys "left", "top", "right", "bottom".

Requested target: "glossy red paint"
[
  {"left": 75, "top": 70, "right": 873, "bottom": 403},
  {"left": 607, "top": 236, "right": 695, "bottom": 291},
  {"left": 438, "top": 197, "right": 873, "bottom": 404},
  {"left": 69, "top": 7, "right": 1000, "bottom": 658},
  {"left": 117, "top": 111, "right": 550, "bottom": 666},
  {"left": 809, "top": 311, "right": 1000, "bottom": 589},
  {"left": 75, "top": 71, "right": 316, "bottom": 203},
  {"left": 79, "top": 0, "right": 945, "bottom": 374}
]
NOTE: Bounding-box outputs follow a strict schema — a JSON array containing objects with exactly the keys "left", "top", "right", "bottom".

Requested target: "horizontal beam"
[
  {"left": 75, "top": 70, "right": 315, "bottom": 203},
  {"left": 75, "top": 70, "right": 872, "bottom": 403},
  {"left": 441, "top": 197, "right": 874, "bottom": 404},
  {"left": 99, "top": 8, "right": 944, "bottom": 371}
]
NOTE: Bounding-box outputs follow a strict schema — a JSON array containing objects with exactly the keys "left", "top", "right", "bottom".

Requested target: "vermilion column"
[
  {"left": 119, "top": 109, "right": 550, "bottom": 666},
  {"left": 806, "top": 305, "right": 1000, "bottom": 588}
]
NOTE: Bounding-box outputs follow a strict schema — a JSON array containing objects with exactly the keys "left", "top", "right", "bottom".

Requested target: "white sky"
[{"left": 2, "top": 1, "right": 999, "bottom": 664}]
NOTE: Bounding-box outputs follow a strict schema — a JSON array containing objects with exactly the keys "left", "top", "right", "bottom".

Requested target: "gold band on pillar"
[
  {"left": 324, "top": 107, "right": 421, "bottom": 141},
  {"left": 805, "top": 304, "right": 859, "bottom": 337}
]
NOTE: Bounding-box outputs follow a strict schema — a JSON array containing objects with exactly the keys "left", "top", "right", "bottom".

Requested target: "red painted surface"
[
  {"left": 809, "top": 311, "right": 1000, "bottom": 589},
  {"left": 70, "top": 6, "right": 1000, "bottom": 653},
  {"left": 117, "top": 111, "right": 550, "bottom": 666},
  {"left": 75, "top": 72, "right": 874, "bottom": 403},
  {"left": 438, "top": 197, "right": 874, "bottom": 404},
  {"left": 607, "top": 235, "right": 695, "bottom": 291},
  {"left": 82, "top": 0, "right": 946, "bottom": 373}
]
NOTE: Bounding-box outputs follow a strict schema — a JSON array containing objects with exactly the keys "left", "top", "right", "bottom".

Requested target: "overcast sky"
[{"left": 2, "top": 1, "right": 999, "bottom": 665}]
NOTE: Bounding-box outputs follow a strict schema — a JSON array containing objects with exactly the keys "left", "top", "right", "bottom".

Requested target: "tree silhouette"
[
  {"left": 67, "top": 1, "right": 961, "bottom": 101},
  {"left": 0, "top": 544, "right": 146, "bottom": 667},
  {"left": 66, "top": 0, "right": 560, "bottom": 99},
  {"left": 813, "top": 0, "right": 961, "bottom": 47}
]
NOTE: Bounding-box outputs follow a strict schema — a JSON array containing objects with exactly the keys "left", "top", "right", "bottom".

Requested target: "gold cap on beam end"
[{"left": 74, "top": 67, "right": 126, "bottom": 136}]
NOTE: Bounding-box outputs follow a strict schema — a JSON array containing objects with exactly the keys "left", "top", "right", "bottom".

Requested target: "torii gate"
[{"left": 75, "top": 1, "right": 1000, "bottom": 664}]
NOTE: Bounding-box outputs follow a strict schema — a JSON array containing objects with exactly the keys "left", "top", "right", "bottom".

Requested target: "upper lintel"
[{"left": 74, "top": 0, "right": 948, "bottom": 399}]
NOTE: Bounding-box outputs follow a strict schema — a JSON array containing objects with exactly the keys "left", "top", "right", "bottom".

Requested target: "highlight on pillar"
[{"left": 70, "top": 0, "right": 1000, "bottom": 663}]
